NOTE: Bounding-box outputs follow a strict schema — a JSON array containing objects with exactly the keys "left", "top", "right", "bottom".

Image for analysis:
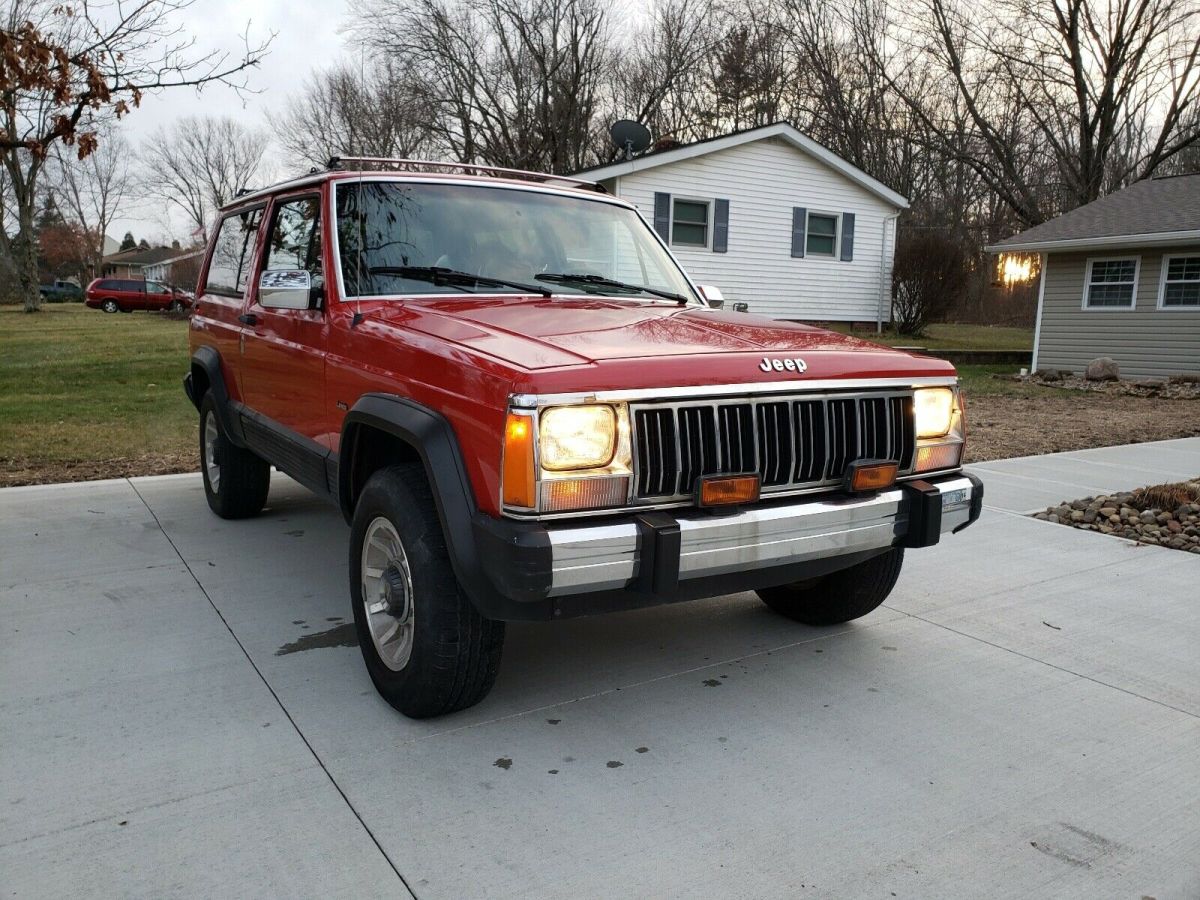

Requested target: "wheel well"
[
  {"left": 344, "top": 425, "right": 422, "bottom": 514},
  {"left": 190, "top": 363, "right": 211, "bottom": 405}
]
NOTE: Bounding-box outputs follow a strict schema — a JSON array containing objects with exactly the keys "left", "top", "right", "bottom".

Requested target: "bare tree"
[
  {"left": 141, "top": 115, "right": 270, "bottom": 240},
  {"left": 48, "top": 130, "right": 131, "bottom": 278},
  {"left": 273, "top": 60, "right": 436, "bottom": 169},
  {"left": 0, "top": 0, "right": 271, "bottom": 310},
  {"left": 349, "top": 0, "right": 614, "bottom": 173},
  {"left": 873, "top": 0, "right": 1200, "bottom": 226}
]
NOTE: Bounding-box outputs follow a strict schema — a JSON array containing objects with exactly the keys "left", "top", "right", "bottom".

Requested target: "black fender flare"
[
  {"left": 184, "top": 346, "right": 245, "bottom": 446},
  {"left": 339, "top": 393, "right": 499, "bottom": 608}
]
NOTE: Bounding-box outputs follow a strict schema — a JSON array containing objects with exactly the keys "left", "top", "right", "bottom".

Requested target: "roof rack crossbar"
[{"left": 326, "top": 157, "right": 607, "bottom": 193}]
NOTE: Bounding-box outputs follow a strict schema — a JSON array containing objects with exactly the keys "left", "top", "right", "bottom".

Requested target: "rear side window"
[
  {"left": 206, "top": 208, "right": 265, "bottom": 296},
  {"left": 98, "top": 279, "right": 118, "bottom": 290},
  {"left": 122, "top": 280, "right": 143, "bottom": 291}
]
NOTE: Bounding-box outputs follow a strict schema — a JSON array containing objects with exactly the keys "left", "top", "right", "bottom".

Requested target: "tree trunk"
[{"left": 15, "top": 205, "right": 41, "bottom": 313}]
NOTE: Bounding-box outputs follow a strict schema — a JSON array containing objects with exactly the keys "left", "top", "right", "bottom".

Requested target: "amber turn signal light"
[
  {"left": 698, "top": 474, "right": 761, "bottom": 507},
  {"left": 502, "top": 413, "right": 536, "bottom": 508},
  {"left": 845, "top": 460, "right": 899, "bottom": 493}
]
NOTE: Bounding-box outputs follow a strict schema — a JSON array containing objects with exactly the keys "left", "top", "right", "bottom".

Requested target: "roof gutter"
[{"left": 985, "top": 229, "right": 1200, "bottom": 253}]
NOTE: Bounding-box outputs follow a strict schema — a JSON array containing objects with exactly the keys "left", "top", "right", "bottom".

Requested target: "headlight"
[
  {"left": 914, "top": 388, "right": 954, "bottom": 439},
  {"left": 539, "top": 405, "right": 617, "bottom": 471}
]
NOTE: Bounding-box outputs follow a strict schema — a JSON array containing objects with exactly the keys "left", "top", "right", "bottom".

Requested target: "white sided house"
[{"left": 575, "top": 122, "right": 909, "bottom": 324}]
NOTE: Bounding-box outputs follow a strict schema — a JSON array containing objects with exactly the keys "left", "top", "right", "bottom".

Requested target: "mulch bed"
[
  {"left": 1032, "top": 479, "right": 1200, "bottom": 554},
  {"left": 963, "top": 391, "right": 1200, "bottom": 463}
]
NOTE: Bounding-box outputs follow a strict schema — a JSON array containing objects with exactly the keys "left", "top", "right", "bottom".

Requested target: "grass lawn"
[
  {"left": 0, "top": 306, "right": 1192, "bottom": 485},
  {"left": 0, "top": 304, "right": 197, "bottom": 486},
  {"left": 823, "top": 322, "right": 1033, "bottom": 352}
]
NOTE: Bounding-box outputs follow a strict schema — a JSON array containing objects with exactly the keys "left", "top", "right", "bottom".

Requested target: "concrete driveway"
[{"left": 2, "top": 438, "right": 1198, "bottom": 899}]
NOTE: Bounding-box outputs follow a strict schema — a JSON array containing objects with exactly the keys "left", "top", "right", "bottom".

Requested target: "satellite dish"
[{"left": 610, "top": 120, "right": 652, "bottom": 160}]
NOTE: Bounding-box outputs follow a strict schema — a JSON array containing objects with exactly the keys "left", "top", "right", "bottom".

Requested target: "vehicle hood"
[{"left": 364, "top": 296, "right": 954, "bottom": 386}]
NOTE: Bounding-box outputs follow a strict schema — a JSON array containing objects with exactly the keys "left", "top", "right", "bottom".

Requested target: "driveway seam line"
[
  {"left": 127, "top": 479, "right": 417, "bottom": 898},
  {"left": 897, "top": 609, "right": 1200, "bottom": 721}
]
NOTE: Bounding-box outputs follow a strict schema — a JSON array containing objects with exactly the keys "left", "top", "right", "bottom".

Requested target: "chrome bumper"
[{"left": 545, "top": 474, "right": 979, "bottom": 597}]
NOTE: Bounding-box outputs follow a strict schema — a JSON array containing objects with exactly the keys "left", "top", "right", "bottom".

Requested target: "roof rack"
[{"left": 326, "top": 157, "right": 607, "bottom": 193}]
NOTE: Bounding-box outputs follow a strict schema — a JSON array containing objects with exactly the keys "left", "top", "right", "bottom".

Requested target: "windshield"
[{"left": 334, "top": 181, "right": 698, "bottom": 303}]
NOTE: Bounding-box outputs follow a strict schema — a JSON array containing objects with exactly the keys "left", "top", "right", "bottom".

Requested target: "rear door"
[
  {"left": 194, "top": 205, "right": 267, "bottom": 400},
  {"left": 238, "top": 191, "right": 330, "bottom": 446}
]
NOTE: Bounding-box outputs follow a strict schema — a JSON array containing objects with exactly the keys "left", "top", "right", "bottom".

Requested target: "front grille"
[{"left": 633, "top": 393, "right": 915, "bottom": 500}]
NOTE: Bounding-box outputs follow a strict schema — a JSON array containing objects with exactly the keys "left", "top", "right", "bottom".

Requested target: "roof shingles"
[{"left": 991, "top": 174, "right": 1200, "bottom": 250}]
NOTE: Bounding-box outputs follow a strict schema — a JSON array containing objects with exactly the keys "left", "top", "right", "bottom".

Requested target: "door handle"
[{"left": 238, "top": 313, "right": 258, "bottom": 326}]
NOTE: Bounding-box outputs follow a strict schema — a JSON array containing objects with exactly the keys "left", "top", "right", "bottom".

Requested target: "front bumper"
[{"left": 469, "top": 472, "right": 982, "bottom": 621}]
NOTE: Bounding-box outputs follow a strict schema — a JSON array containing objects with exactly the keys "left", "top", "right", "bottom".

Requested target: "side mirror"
[
  {"left": 259, "top": 269, "right": 315, "bottom": 310},
  {"left": 696, "top": 284, "right": 725, "bottom": 309}
]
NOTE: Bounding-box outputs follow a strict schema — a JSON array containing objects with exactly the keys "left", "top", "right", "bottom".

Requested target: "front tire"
[
  {"left": 349, "top": 463, "right": 504, "bottom": 718},
  {"left": 756, "top": 548, "right": 905, "bottom": 626},
  {"left": 101, "top": 298, "right": 119, "bottom": 313},
  {"left": 199, "top": 392, "right": 270, "bottom": 519}
]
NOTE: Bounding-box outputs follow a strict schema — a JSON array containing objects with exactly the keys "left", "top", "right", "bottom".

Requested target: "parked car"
[
  {"left": 185, "top": 160, "right": 983, "bottom": 718},
  {"left": 38, "top": 280, "right": 82, "bottom": 302},
  {"left": 85, "top": 277, "right": 191, "bottom": 313}
]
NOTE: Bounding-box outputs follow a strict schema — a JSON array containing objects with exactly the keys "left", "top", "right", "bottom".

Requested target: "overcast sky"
[
  {"left": 109, "top": 0, "right": 351, "bottom": 241},
  {"left": 108, "top": 0, "right": 652, "bottom": 244}
]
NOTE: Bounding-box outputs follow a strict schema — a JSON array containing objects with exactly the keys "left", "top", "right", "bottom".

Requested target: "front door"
[{"left": 238, "top": 192, "right": 330, "bottom": 446}]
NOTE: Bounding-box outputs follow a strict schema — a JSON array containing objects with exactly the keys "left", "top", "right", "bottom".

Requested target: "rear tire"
[
  {"left": 101, "top": 298, "right": 119, "bottom": 313},
  {"left": 199, "top": 392, "right": 270, "bottom": 519},
  {"left": 756, "top": 548, "right": 905, "bottom": 626},
  {"left": 349, "top": 463, "right": 505, "bottom": 718}
]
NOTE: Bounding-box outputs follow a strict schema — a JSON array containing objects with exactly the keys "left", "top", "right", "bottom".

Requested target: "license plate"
[{"left": 941, "top": 488, "right": 969, "bottom": 509}]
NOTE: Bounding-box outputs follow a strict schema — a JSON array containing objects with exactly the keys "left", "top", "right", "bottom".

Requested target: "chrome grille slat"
[{"left": 633, "top": 390, "right": 916, "bottom": 501}]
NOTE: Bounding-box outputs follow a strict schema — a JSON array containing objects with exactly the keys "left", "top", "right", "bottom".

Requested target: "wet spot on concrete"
[
  {"left": 702, "top": 679, "right": 722, "bottom": 687},
  {"left": 546, "top": 718, "right": 561, "bottom": 725},
  {"left": 292, "top": 620, "right": 305, "bottom": 625},
  {"left": 494, "top": 758, "right": 512, "bottom": 770},
  {"left": 882, "top": 646, "right": 897, "bottom": 651},
  {"left": 719, "top": 674, "right": 728, "bottom": 679},
  {"left": 563, "top": 756, "right": 575, "bottom": 763},
  {"left": 606, "top": 761, "right": 623, "bottom": 769},
  {"left": 868, "top": 687, "right": 880, "bottom": 693},
  {"left": 285, "top": 529, "right": 305, "bottom": 537},
  {"left": 207, "top": 561, "right": 215, "bottom": 567},
  {"left": 117, "top": 820, "right": 127, "bottom": 826},
  {"left": 325, "top": 616, "right": 343, "bottom": 622},
  {"left": 548, "top": 769, "right": 559, "bottom": 775},
  {"left": 718, "top": 737, "right": 728, "bottom": 743},
  {"left": 814, "top": 648, "right": 823, "bottom": 653},
  {"left": 275, "top": 623, "right": 357, "bottom": 656},
  {"left": 635, "top": 747, "right": 649, "bottom": 753}
]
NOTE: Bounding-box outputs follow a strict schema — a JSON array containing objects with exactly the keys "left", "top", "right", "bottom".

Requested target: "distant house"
[
  {"left": 988, "top": 174, "right": 1200, "bottom": 379},
  {"left": 143, "top": 248, "right": 205, "bottom": 287},
  {"left": 574, "top": 122, "right": 909, "bottom": 326},
  {"left": 100, "top": 247, "right": 181, "bottom": 280}
]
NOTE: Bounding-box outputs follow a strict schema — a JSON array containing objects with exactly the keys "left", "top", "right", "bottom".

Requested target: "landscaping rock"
[
  {"left": 1085, "top": 357, "right": 1120, "bottom": 381},
  {"left": 1032, "top": 478, "right": 1200, "bottom": 555}
]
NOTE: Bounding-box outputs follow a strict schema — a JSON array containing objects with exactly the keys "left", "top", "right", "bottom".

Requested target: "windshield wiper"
[
  {"left": 535, "top": 273, "right": 689, "bottom": 305},
  {"left": 368, "top": 266, "right": 552, "bottom": 298}
]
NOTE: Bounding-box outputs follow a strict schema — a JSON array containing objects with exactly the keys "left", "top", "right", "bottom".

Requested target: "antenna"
[{"left": 609, "top": 120, "right": 652, "bottom": 161}]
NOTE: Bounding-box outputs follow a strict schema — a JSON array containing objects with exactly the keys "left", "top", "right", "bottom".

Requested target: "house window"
[
  {"left": 806, "top": 213, "right": 839, "bottom": 257},
  {"left": 1160, "top": 255, "right": 1200, "bottom": 308},
  {"left": 671, "top": 199, "right": 710, "bottom": 248},
  {"left": 1083, "top": 258, "right": 1139, "bottom": 308}
]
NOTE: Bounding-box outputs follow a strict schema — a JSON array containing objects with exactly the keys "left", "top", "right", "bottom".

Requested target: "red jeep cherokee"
[{"left": 185, "top": 160, "right": 981, "bottom": 717}]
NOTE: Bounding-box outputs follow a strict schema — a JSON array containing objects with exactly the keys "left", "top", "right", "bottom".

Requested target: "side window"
[
  {"left": 263, "top": 197, "right": 323, "bottom": 283},
  {"left": 205, "top": 207, "right": 265, "bottom": 296}
]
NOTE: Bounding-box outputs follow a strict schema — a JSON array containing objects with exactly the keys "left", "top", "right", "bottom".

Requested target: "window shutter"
[
  {"left": 713, "top": 199, "right": 729, "bottom": 253},
  {"left": 653, "top": 193, "right": 671, "bottom": 242},
  {"left": 840, "top": 213, "right": 855, "bottom": 261},
  {"left": 791, "top": 207, "right": 807, "bottom": 258}
]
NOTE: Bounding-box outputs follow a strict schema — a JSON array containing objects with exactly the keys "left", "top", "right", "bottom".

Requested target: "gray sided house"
[
  {"left": 989, "top": 174, "right": 1200, "bottom": 379},
  {"left": 576, "top": 122, "right": 909, "bottom": 325}
]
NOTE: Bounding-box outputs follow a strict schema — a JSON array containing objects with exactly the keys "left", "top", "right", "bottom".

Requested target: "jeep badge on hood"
[{"left": 759, "top": 356, "right": 808, "bottom": 374}]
